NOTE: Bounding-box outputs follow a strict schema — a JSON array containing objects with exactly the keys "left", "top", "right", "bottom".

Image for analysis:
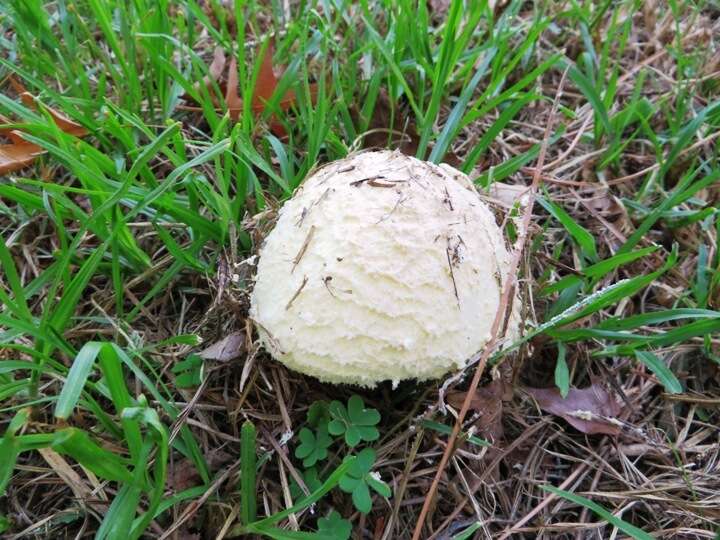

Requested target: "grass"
[{"left": 1, "top": 0, "right": 719, "bottom": 538}]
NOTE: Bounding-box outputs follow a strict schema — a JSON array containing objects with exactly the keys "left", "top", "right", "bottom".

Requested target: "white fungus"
[{"left": 250, "top": 150, "right": 519, "bottom": 386}]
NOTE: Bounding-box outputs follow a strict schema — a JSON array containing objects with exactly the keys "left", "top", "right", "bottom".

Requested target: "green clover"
[
  {"left": 294, "top": 425, "right": 332, "bottom": 468},
  {"left": 289, "top": 467, "right": 324, "bottom": 500},
  {"left": 317, "top": 510, "right": 352, "bottom": 540},
  {"left": 307, "top": 400, "right": 331, "bottom": 428},
  {"left": 171, "top": 354, "right": 203, "bottom": 388},
  {"left": 328, "top": 395, "right": 380, "bottom": 447},
  {"left": 339, "top": 448, "right": 391, "bottom": 514}
]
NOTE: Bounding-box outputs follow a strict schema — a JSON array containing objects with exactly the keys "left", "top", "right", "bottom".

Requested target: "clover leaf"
[
  {"left": 307, "top": 400, "right": 331, "bottom": 429},
  {"left": 328, "top": 395, "right": 380, "bottom": 447},
  {"left": 289, "top": 467, "right": 324, "bottom": 500},
  {"left": 294, "top": 424, "right": 332, "bottom": 468},
  {"left": 317, "top": 510, "right": 352, "bottom": 540},
  {"left": 171, "top": 354, "right": 203, "bottom": 388},
  {"left": 339, "top": 448, "right": 391, "bottom": 513}
]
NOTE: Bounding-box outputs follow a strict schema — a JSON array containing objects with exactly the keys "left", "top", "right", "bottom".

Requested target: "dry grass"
[{"left": 1, "top": 1, "right": 719, "bottom": 539}]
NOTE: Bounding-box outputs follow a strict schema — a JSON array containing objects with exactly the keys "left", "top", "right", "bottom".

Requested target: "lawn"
[{"left": 1, "top": 0, "right": 719, "bottom": 538}]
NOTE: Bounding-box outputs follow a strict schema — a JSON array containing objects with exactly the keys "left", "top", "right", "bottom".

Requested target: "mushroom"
[{"left": 250, "top": 150, "right": 519, "bottom": 387}]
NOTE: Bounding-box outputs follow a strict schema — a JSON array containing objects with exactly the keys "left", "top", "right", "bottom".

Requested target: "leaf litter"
[
  {"left": 197, "top": 331, "right": 245, "bottom": 362},
  {"left": 525, "top": 383, "right": 623, "bottom": 436},
  {"left": 0, "top": 79, "right": 87, "bottom": 175},
  {"left": 446, "top": 378, "right": 509, "bottom": 445},
  {"left": 183, "top": 42, "right": 317, "bottom": 136}
]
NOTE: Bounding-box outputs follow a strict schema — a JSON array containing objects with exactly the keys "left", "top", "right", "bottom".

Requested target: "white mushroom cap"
[{"left": 250, "top": 150, "right": 519, "bottom": 386}]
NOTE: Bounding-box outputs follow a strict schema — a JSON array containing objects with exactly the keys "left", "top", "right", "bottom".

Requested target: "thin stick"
[
  {"left": 291, "top": 225, "right": 315, "bottom": 272},
  {"left": 410, "top": 69, "right": 568, "bottom": 540}
]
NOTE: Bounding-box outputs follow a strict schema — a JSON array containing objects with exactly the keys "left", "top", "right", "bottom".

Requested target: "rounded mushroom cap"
[{"left": 250, "top": 150, "right": 519, "bottom": 386}]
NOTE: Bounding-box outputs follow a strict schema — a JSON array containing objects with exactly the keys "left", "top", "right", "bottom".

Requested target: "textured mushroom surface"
[{"left": 250, "top": 150, "right": 519, "bottom": 386}]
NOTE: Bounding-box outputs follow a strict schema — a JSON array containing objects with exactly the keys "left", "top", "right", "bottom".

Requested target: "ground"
[{"left": 0, "top": 0, "right": 719, "bottom": 539}]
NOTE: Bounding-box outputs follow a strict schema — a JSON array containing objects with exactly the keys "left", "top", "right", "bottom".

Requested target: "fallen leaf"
[
  {"left": 198, "top": 331, "right": 245, "bottom": 361},
  {"left": 208, "top": 46, "right": 227, "bottom": 81},
  {"left": 353, "top": 88, "right": 421, "bottom": 156},
  {"left": 198, "top": 46, "right": 226, "bottom": 104},
  {"left": 0, "top": 142, "right": 43, "bottom": 174},
  {"left": 169, "top": 450, "right": 231, "bottom": 491},
  {"left": 225, "top": 56, "right": 242, "bottom": 120},
  {"left": 19, "top": 95, "right": 87, "bottom": 138},
  {"left": 185, "top": 43, "right": 317, "bottom": 137},
  {"left": 447, "top": 378, "right": 508, "bottom": 443},
  {"left": 39, "top": 447, "right": 95, "bottom": 501},
  {"left": 0, "top": 80, "right": 87, "bottom": 175},
  {"left": 486, "top": 182, "right": 532, "bottom": 209},
  {"left": 526, "top": 384, "right": 622, "bottom": 435}
]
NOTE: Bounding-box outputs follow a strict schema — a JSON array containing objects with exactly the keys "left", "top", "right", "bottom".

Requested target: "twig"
[
  {"left": 445, "top": 239, "right": 460, "bottom": 309},
  {"left": 291, "top": 225, "right": 315, "bottom": 273},
  {"left": 285, "top": 275, "right": 308, "bottom": 310},
  {"left": 410, "top": 69, "right": 568, "bottom": 540}
]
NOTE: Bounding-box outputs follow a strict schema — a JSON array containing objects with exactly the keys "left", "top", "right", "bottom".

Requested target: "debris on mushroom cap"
[{"left": 250, "top": 150, "right": 520, "bottom": 387}]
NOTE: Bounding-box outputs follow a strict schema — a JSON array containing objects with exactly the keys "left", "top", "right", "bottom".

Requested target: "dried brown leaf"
[
  {"left": 447, "top": 378, "right": 508, "bottom": 443},
  {"left": 0, "top": 142, "right": 44, "bottom": 174},
  {"left": 487, "top": 182, "right": 532, "bottom": 208},
  {"left": 526, "top": 384, "right": 622, "bottom": 435},
  {"left": 198, "top": 331, "right": 245, "bottom": 361},
  {"left": 0, "top": 114, "right": 30, "bottom": 145},
  {"left": 20, "top": 93, "right": 87, "bottom": 138},
  {"left": 208, "top": 46, "right": 227, "bottom": 82},
  {"left": 248, "top": 45, "right": 317, "bottom": 137},
  {"left": 225, "top": 56, "right": 242, "bottom": 121},
  {"left": 0, "top": 85, "right": 87, "bottom": 175},
  {"left": 254, "top": 44, "right": 278, "bottom": 105},
  {"left": 184, "top": 42, "right": 317, "bottom": 137},
  {"left": 169, "top": 450, "right": 231, "bottom": 492}
]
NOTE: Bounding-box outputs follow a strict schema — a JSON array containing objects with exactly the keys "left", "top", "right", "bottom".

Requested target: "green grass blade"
[
  {"left": 241, "top": 420, "right": 257, "bottom": 525},
  {"left": 98, "top": 345, "right": 143, "bottom": 460},
  {"left": 54, "top": 342, "right": 104, "bottom": 420},
  {"left": 554, "top": 342, "right": 570, "bottom": 398},
  {"left": 635, "top": 351, "right": 682, "bottom": 394},
  {"left": 451, "top": 522, "right": 482, "bottom": 540},
  {"left": 0, "top": 234, "right": 32, "bottom": 321},
  {"left": 45, "top": 247, "right": 105, "bottom": 335},
  {"left": 542, "top": 245, "right": 678, "bottom": 328},
  {"left": 96, "top": 484, "right": 143, "bottom": 540},
  {"left": 429, "top": 47, "right": 496, "bottom": 163},
  {"left": 563, "top": 60, "right": 612, "bottom": 140},
  {"left": 0, "top": 437, "right": 19, "bottom": 497},
  {"left": 597, "top": 308, "right": 720, "bottom": 331},
  {"left": 463, "top": 93, "right": 540, "bottom": 172},
  {"left": 620, "top": 168, "right": 720, "bottom": 255},
  {"left": 241, "top": 457, "right": 356, "bottom": 535},
  {"left": 541, "top": 485, "right": 653, "bottom": 540},
  {"left": 538, "top": 195, "right": 598, "bottom": 262},
  {"left": 52, "top": 428, "right": 134, "bottom": 485},
  {"left": 416, "top": 0, "right": 463, "bottom": 158}
]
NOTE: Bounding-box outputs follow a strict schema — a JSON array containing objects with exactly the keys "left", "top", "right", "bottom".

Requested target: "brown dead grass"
[{"left": 2, "top": 2, "right": 720, "bottom": 540}]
